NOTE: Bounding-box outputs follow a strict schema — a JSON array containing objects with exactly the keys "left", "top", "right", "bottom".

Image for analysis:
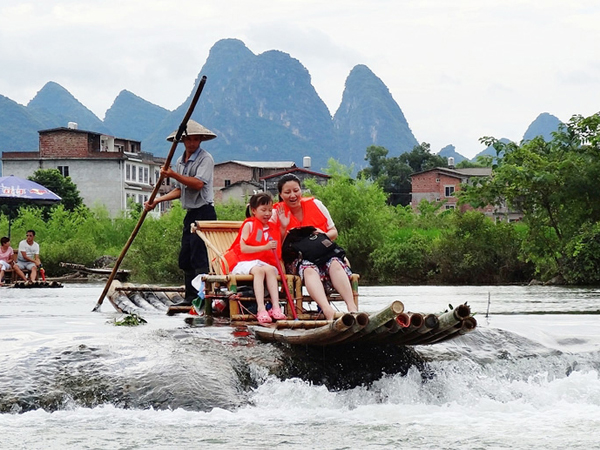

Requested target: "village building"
[
  {"left": 260, "top": 167, "right": 330, "bottom": 197},
  {"left": 410, "top": 166, "right": 521, "bottom": 221},
  {"left": 2, "top": 128, "right": 334, "bottom": 213},
  {"left": 213, "top": 160, "right": 295, "bottom": 202},
  {"left": 213, "top": 158, "right": 329, "bottom": 202},
  {"left": 1, "top": 123, "right": 169, "bottom": 217}
]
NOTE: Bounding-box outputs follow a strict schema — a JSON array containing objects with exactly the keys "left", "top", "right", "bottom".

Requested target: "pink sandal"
[
  {"left": 256, "top": 310, "right": 272, "bottom": 324},
  {"left": 269, "top": 308, "right": 287, "bottom": 320}
]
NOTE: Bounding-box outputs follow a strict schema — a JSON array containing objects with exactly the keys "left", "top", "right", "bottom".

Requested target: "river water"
[{"left": 1, "top": 283, "right": 599, "bottom": 449}]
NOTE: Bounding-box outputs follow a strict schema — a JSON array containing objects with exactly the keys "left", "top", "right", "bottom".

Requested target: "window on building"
[
  {"left": 131, "top": 165, "right": 137, "bottom": 181},
  {"left": 445, "top": 186, "right": 455, "bottom": 197},
  {"left": 57, "top": 166, "right": 69, "bottom": 177},
  {"left": 445, "top": 204, "right": 456, "bottom": 210},
  {"left": 224, "top": 180, "right": 231, "bottom": 187},
  {"left": 138, "top": 167, "right": 143, "bottom": 182},
  {"left": 126, "top": 164, "right": 131, "bottom": 180},
  {"left": 144, "top": 168, "right": 149, "bottom": 184}
]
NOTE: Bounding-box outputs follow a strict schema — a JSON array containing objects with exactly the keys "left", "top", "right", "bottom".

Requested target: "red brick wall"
[
  {"left": 214, "top": 163, "right": 254, "bottom": 189},
  {"left": 40, "top": 131, "right": 90, "bottom": 158},
  {"left": 411, "top": 170, "right": 462, "bottom": 210}
]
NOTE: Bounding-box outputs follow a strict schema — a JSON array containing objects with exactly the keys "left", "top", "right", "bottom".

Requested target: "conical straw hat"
[{"left": 166, "top": 120, "right": 217, "bottom": 142}]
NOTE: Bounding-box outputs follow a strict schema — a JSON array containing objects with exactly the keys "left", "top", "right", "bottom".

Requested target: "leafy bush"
[
  {"left": 432, "top": 211, "right": 532, "bottom": 284},
  {"left": 370, "top": 229, "right": 438, "bottom": 284},
  {"left": 564, "top": 222, "right": 600, "bottom": 284},
  {"left": 307, "top": 160, "right": 396, "bottom": 278}
]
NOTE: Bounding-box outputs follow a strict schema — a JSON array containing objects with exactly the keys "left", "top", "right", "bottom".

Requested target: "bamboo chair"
[{"left": 192, "top": 220, "right": 300, "bottom": 318}]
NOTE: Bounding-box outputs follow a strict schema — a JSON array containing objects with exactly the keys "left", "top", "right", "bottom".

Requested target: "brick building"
[
  {"left": 260, "top": 167, "right": 330, "bottom": 197},
  {"left": 1, "top": 123, "right": 168, "bottom": 217},
  {"left": 213, "top": 160, "right": 331, "bottom": 202},
  {"left": 213, "top": 160, "right": 295, "bottom": 202},
  {"left": 410, "top": 167, "right": 521, "bottom": 221}
]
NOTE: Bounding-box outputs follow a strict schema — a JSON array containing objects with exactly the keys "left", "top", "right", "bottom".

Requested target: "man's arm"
[{"left": 163, "top": 166, "right": 204, "bottom": 191}]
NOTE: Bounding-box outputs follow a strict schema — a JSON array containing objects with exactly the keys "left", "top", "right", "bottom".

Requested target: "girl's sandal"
[
  {"left": 269, "top": 308, "right": 287, "bottom": 320},
  {"left": 256, "top": 310, "right": 272, "bottom": 324}
]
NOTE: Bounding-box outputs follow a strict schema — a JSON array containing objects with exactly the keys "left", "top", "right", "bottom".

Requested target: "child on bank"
[{"left": 226, "top": 193, "right": 287, "bottom": 324}]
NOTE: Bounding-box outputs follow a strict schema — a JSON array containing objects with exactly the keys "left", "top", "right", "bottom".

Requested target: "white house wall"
[{"left": 3, "top": 158, "right": 125, "bottom": 217}]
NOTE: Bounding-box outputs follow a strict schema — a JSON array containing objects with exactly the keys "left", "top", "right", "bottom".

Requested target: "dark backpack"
[{"left": 282, "top": 226, "right": 346, "bottom": 266}]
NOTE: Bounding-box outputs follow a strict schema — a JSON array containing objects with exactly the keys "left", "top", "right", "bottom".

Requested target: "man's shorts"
[{"left": 17, "top": 261, "right": 36, "bottom": 271}]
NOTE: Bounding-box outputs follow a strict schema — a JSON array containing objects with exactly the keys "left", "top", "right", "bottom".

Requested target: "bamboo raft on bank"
[
  {"left": 10, "top": 280, "right": 63, "bottom": 288},
  {"left": 60, "top": 262, "right": 131, "bottom": 281},
  {"left": 104, "top": 280, "right": 477, "bottom": 347}
]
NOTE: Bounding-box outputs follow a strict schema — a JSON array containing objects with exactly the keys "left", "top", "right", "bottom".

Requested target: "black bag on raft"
[{"left": 282, "top": 226, "right": 346, "bottom": 266}]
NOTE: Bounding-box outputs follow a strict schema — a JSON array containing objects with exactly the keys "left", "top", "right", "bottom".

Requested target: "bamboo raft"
[
  {"left": 105, "top": 280, "right": 477, "bottom": 347},
  {"left": 11, "top": 280, "right": 63, "bottom": 289},
  {"left": 60, "top": 262, "right": 131, "bottom": 281}
]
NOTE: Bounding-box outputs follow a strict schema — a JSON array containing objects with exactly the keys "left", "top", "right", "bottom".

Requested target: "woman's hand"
[
  {"left": 266, "top": 240, "right": 278, "bottom": 251},
  {"left": 277, "top": 205, "right": 290, "bottom": 230}
]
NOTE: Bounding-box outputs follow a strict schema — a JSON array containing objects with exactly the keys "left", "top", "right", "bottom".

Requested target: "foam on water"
[{"left": 1, "top": 283, "right": 600, "bottom": 449}]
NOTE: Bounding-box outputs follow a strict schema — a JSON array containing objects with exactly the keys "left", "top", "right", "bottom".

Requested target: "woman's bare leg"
[
  {"left": 328, "top": 260, "right": 358, "bottom": 312},
  {"left": 303, "top": 267, "right": 335, "bottom": 320}
]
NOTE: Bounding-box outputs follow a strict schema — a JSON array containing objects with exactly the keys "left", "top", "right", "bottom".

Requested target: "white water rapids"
[{"left": 0, "top": 284, "right": 599, "bottom": 449}]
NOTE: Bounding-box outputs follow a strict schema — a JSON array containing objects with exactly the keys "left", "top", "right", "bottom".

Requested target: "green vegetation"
[
  {"left": 461, "top": 112, "right": 600, "bottom": 284},
  {"left": 2, "top": 113, "right": 599, "bottom": 285}
]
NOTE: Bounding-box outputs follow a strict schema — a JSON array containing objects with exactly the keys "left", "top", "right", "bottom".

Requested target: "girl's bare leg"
[{"left": 250, "top": 266, "right": 267, "bottom": 312}]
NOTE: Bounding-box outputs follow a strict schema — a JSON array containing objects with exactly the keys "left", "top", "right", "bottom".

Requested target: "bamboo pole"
[{"left": 93, "top": 76, "right": 208, "bottom": 312}]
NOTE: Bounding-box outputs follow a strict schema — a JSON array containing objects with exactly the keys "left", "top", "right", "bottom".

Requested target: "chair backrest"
[{"left": 194, "top": 220, "right": 243, "bottom": 275}]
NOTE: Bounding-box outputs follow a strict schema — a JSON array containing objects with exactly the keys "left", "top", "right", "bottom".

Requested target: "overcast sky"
[{"left": 1, "top": 0, "right": 599, "bottom": 159}]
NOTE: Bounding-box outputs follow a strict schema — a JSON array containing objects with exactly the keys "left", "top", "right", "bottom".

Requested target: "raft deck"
[{"left": 105, "top": 281, "right": 477, "bottom": 347}]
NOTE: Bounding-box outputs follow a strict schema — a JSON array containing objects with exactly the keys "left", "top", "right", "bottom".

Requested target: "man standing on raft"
[{"left": 144, "top": 120, "right": 217, "bottom": 305}]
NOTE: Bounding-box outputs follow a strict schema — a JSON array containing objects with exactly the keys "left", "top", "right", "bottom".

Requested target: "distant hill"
[
  {"left": 333, "top": 64, "right": 418, "bottom": 170},
  {"left": 143, "top": 39, "right": 339, "bottom": 170},
  {"left": 0, "top": 39, "right": 421, "bottom": 172},
  {"left": 437, "top": 144, "right": 467, "bottom": 164},
  {"left": 472, "top": 138, "right": 512, "bottom": 160},
  {"left": 104, "top": 90, "right": 170, "bottom": 142},
  {"left": 522, "top": 112, "right": 562, "bottom": 142},
  {"left": 26, "top": 81, "right": 111, "bottom": 134},
  {"left": 0, "top": 38, "right": 565, "bottom": 174},
  {"left": 0, "top": 94, "right": 43, "bottom": 152}
]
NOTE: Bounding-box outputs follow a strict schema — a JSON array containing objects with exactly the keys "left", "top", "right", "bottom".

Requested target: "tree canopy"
[
  {"left": 29, "top": 169, "right": 85, "bottom": 212},
  {"left": 460, "top": 112, "right": 600, "bottom": 283},
  {"left": 359, "top": 143, "right": 447, "bottom": 206}
]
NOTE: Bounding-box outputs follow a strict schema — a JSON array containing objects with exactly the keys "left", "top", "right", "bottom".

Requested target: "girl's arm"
[{"left": 239, "top": 222, "right": 277, "bottom": 254}]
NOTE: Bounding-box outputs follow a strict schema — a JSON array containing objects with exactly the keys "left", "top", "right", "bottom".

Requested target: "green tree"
[
  {"left": 461, "top": 113, "right": 600, "bottom": 282},
  {"left": 399, "top": 142, "right": 448, "bottom": 173},
  {"left": 307, "top": 159, "right": 396, "bottom": 278},
  {"left": 29, "top": 169, "right": 85, "bottom": 212},
  {"left": 455, "top": 155, "right": 494, "bottom": 169},
  {"left": 359, "top": 143, "right": 448, "bottom": 207}
]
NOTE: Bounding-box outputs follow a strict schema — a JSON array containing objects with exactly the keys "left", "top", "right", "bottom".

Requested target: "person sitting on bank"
[
  {"left": 271, "top": 174, "right": 358, "bottom": 320},
  {"left": 16, "top": 230, "right": 41, "bottom": 282},
  {"left": 0, "top": 236, "right": 28, "bottom": 285}
]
